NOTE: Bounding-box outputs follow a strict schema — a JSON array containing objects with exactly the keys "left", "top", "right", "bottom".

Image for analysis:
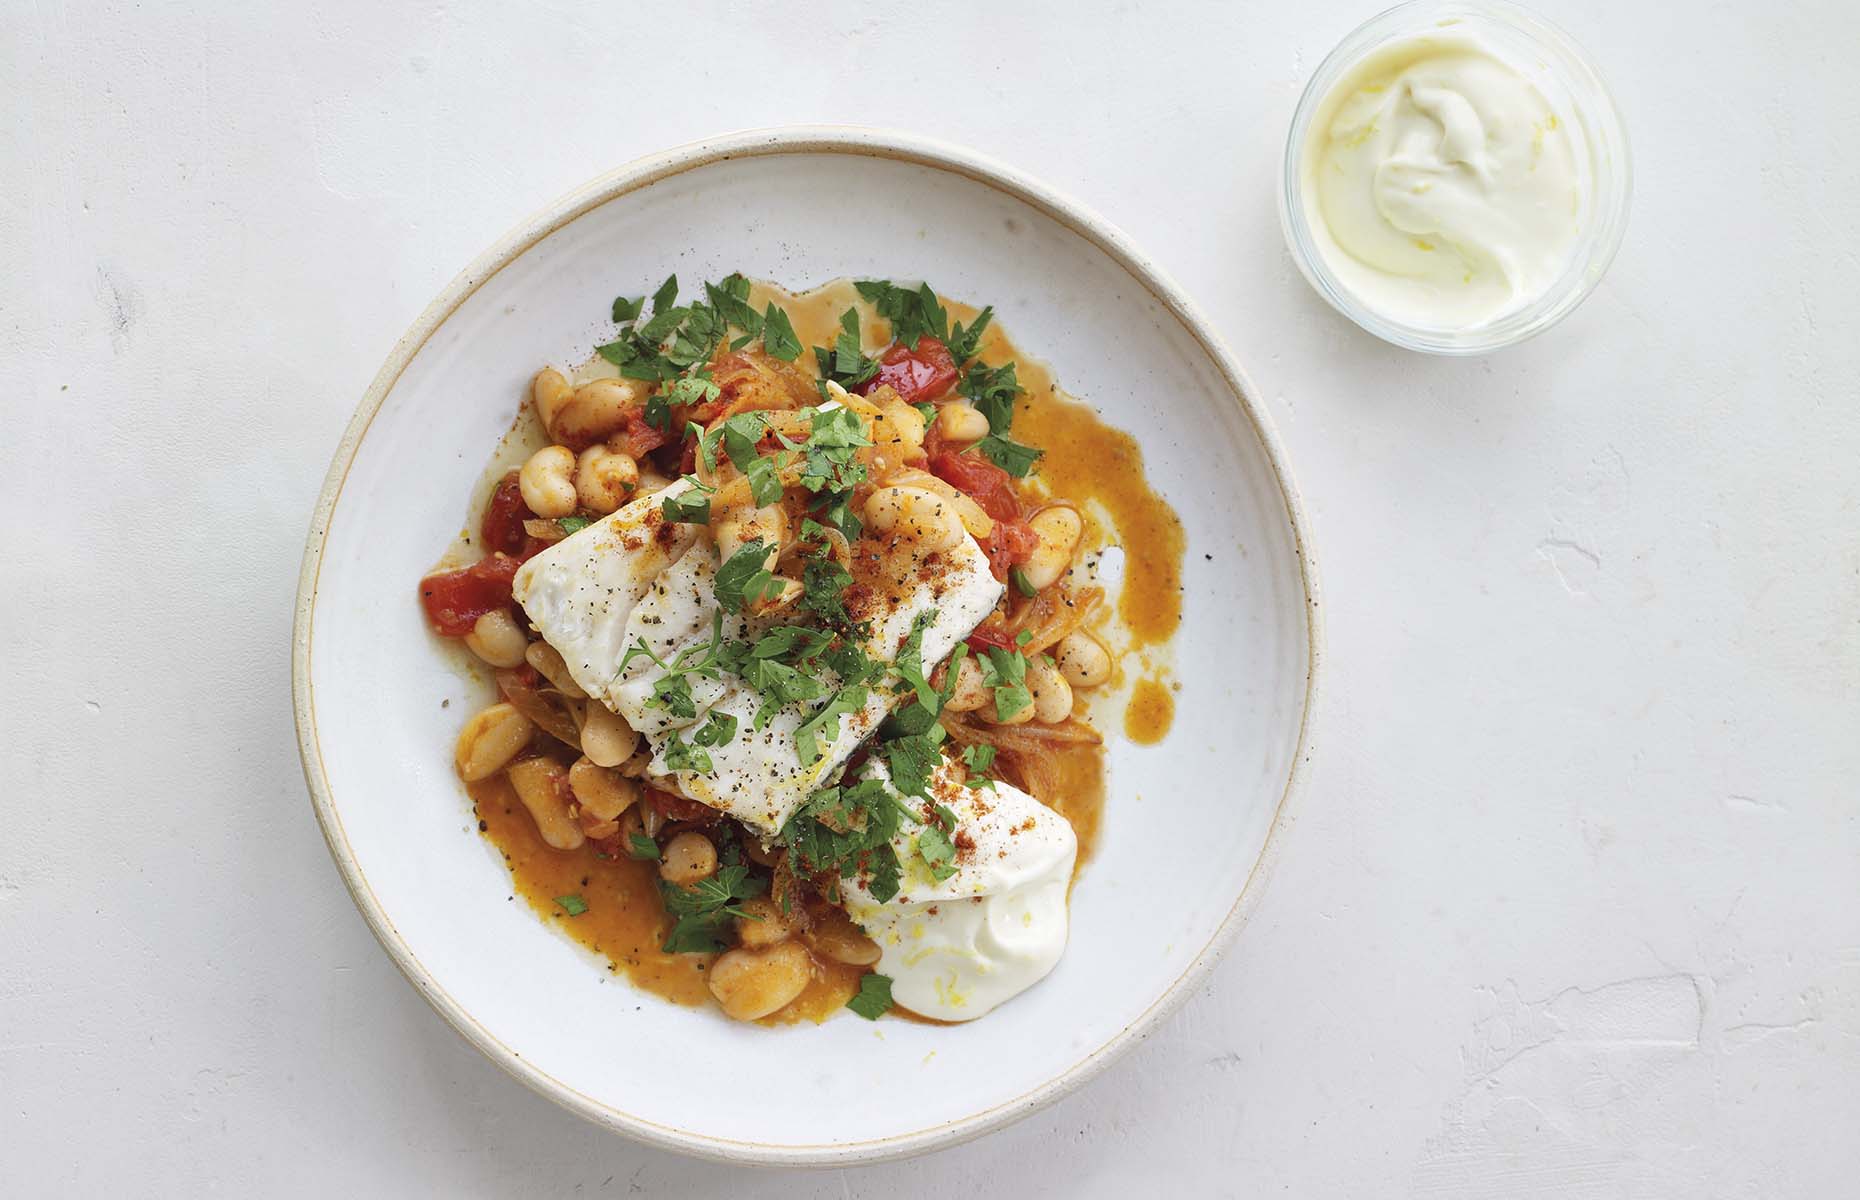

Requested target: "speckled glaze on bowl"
[{"left": 292, "top": 127, "right": 1320, "bottom": 1165}]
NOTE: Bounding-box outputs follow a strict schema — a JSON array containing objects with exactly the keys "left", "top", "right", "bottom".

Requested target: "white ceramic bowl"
[{"left": 293, "top": 127, "right": 1319, "bottom": 1164}]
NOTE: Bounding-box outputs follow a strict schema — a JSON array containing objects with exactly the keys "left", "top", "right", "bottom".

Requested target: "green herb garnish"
[
  {"left": 660, "top": 862, "right": 767, "bottom": 954},
  {"left": 651, "top": 274, "right": 680, "bottom": 313},
  {"left": 781, "top": 777, "right": 912, "bottom": 902},
  {"left": 846, "top": 971, "right": 895, "bottom": 1020},
  {"left": 980, "top": 646, "right": 1033, "bottom": 722},
  {"left": 979, "top": 434, "right": 1042, "bottom": 478},
  {"left": 761, "top": 302, "right": 801, "bottom": 361},
  {"left": 663, "top": 708, "right": 739, "bottom": 775},
  {"left": 553, "top": 894, "right": 589, "bottom": 916},
  {"left": 595, "top": 272, "right": 787, "bottom": 432},
  {"left": 916, "top": 823, "right": 957, "bottom": 882},
  {"left": 714, "top": 538, "right": 783, "bottom": 613},
  {"left": 797, "top": 537, "right": 864, "bottom": 636},
  {"left": 961, "top": 743, "right": 997, "bottom": 787},
  {"left": 893, "top": 609, "right": 939, "bottom": 707},
  {"left": 882, "top": 730, "right": 942, "bottom": 799},
  {"left": 854, "top": 280, "right": 948, "bottom": 347},
  {"left": 660, "top": 476, "right": 715, "bottom": 525},
  {"left": 813, "top": 308, "right": 880, "bottom": 393},
  {"left": 887, "top": 643, "right": 966, "bottom": 739},
  {"left": 794, "top": 685, "right": 869, "bottom": 768},
  {"left": 616, "top": 610, "right": 728, "bottom": 717},
  {"left": 800, "top": 405, "right": 872, "bottom": 494},
  {"left": 945, "top": 307, "right": 994, "bottom": 363}
]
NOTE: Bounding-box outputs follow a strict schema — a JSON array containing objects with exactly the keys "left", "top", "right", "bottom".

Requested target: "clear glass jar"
[{"left": 1280, "top": 0, "right": 1632, "bottom": 354}]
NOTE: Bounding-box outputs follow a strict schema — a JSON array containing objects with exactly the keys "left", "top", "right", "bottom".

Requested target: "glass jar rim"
[{"left": 1280, "top": 0, "right": 1633, "bottom": 355}]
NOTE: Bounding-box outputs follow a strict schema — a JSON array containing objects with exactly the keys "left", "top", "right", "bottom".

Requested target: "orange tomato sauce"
[{"left": 471, "top": 774, "right": 863, "bottom": 1023}]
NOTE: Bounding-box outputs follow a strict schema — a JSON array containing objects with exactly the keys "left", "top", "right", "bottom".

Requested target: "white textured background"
[{"left": 4, "top": 1, "right": 1857, "bottom": 1195}]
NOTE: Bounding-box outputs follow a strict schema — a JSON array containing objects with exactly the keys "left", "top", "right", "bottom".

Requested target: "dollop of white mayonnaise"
[
  {"left": 841, "top": 760, "right": 1076, "bottom": 1022},
  {"left": 1301, "top": 33, "right": 1585, "bottom": 329}
]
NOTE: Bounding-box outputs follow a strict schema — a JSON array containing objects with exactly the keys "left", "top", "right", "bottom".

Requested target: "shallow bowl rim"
[{"left": 290, "top": 124, "right": 1324, "bottom": 1166}]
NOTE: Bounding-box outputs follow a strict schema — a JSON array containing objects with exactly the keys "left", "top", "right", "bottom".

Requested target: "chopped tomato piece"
[
  {"left": 856, "top": 337, "right": 958, "bottom": 405},
  {"left": 964, "top": 623, "right": 1016, "bottom": 654},
  {"left": 645, "top": 788, "right": 720, "bottom": 824},
  {"left": 919, "top": 411, "right": 950, "bottom": 462},
  {"left": 612, "top": 409, "right": 669, "bottom": 460},
  {"left": 930, "top": 449, "right": 1022, "bottom": 523},
  {"left": 984, "top": 518, "right": 1040, "bottom": 580},
  {"left": 480, "top": 471, "right": 533, "bottom": 556},
  {"left": 418, "top": 553, "right": 524, "bottom": 637}
]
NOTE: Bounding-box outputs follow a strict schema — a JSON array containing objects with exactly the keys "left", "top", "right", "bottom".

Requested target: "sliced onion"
[
  {"left": 940, "top": 712, "right": 1103, "bottom": 750},
  {"left": 1008, "top": 586, "right": 1104, "bottom": 656},
  {"left": 495, "top": 668, "right": 582, "bottom": 746}
]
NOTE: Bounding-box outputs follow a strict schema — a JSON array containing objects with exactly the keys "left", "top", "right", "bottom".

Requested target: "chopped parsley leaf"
[
  {"left": 813, "top": 308, "right": 880, "bottom": 392},
  {"left": 822, "top": 637, "right": 881, "bottom": 688},
  {"left": 744, "top": 454, "right": 783, "bottom": 507},
  {"left": 801, "top": 405, "right": 872, "bottom": 494},
  {"left": 749, "top": 625, "right": 834, "bottom": 661},
  {"left": 882, "top": 731, "right": 942, "bottom": 800},
  {"left": 945, "top": 306, "right": 994, "bottom": 363},
  {"left": 660, "top": 476, "right": 715, "bottom": 525},
  {"left": 961, "top": 743, "right": 997, "bottom": 787},
  {"left": 695, "top": 709, "right": 737, "bottom": 747},
  {"left": 887, "top": 644, "right": 966, "bottom": 738},
  {"left": 714, "top": 538, "right": 783, "bottom": 612},
  {"left": 980, "top": 646, "right": 1033, "bottom": 722},
  {"left": 660, "top": 862, "right": 766, "bottom": 954},
  {"left": 616, "top": 610, "right": 728, "bottom": 716},
  {"left": 893, "top": 610, "right": 939, "bottom": 707},
  {"left": 854, "top": 280, "right": 948, "bottom": 347},
  {"left": 558, "top": 515, "right": 593, "bottom": 535},
  {"left": 643, "top": 391, "right": 672, "bottom": 432},
  {"left": 704, "top": 274, "right": 761, "bottom": 334},
  {"left": 627, "top": 833, "right": 660, "bottom": 861},
  {"left": 761, "top": 302, "right": 802, "bottom": 361},
  {"left": 916, "top": 822, "right": 957, "bottom": 882},
  {"left": 665, "top": 371, "right": 721, "bottom": 410},
  {"left": 651, "top": 274, "right": 679, "bottom": 313},
  {"left": 794, "top": 685, "right": 868, "bottom": 768},
  {"left": 1009, "top": 566, "right": 1036, "bottom": 597},
  {"left": 718, "top": 411, "right": 769, "bottom": 473},
  {"left": 781, "top": 777, "right": 915, "bottom": 903},
  {"left": 798, "top": 542, "right": 863, "bottom": 636},
  {"left": 846, "top": 971, "right": 895, "bottom": 1020},
  {"left": 596, "top": 273, "right": 787, "bottom": 436},
  {"left": 812, "top": 490, "right": 863, "bottom": 541},
  {"left": 663, "top": 733, "right": 709, "bottom": 774},
  {"left": 959, "top": 360, "right": 1022, "bottom": 434},
  {"left": 661, "top": 708, "right": 739, "bottom": 772},
  {"left": 553, "top": 894, "right": 589, "bottom": 916},
  {"left": 978, "top": 433, "right": 1042, "bottom": 478}
]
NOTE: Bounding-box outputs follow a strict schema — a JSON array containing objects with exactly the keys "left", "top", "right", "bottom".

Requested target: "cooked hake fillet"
[
  {"left": 512, "top": 484, "right": 1004, "bottom": 834},
  {"left": 510, "top": 479, "right": 703, "bottom": 702}
]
